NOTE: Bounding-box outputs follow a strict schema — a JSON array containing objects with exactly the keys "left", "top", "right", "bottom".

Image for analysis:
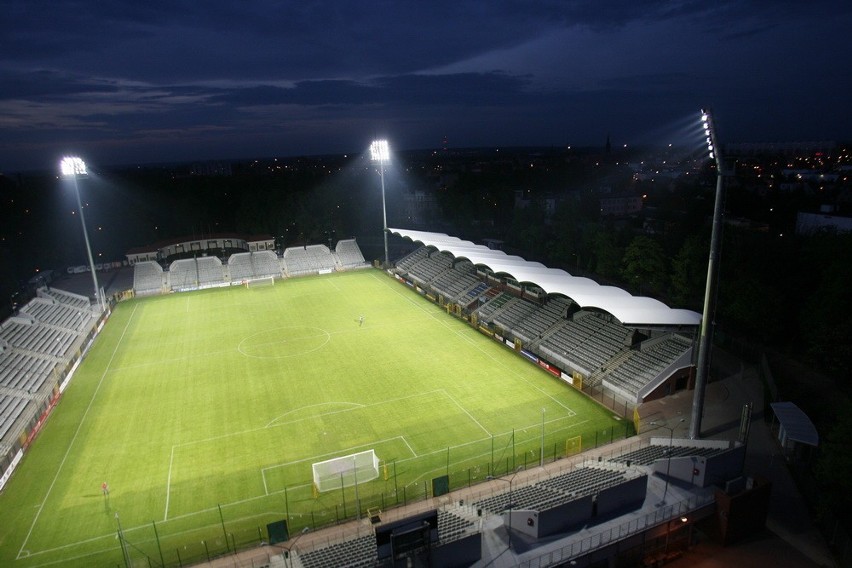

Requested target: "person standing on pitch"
[
  {"left": 359, "top": 315, "right": 365, "bottom": 327},
  {"left": 102, "top": 481, "right": 109, "bottom": 496}
]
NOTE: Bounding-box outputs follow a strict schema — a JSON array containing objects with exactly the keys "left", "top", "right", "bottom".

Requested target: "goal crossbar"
[{"left": 312, "top": 449, "right": 380, "bottom": 493}]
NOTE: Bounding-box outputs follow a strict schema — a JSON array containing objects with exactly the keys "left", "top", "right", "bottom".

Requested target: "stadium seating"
[
  {"left": 394, "top": 246, "right": 430, "bottom": 274},
  {"left": 0, "top": 319, "right": 77, "bottom": 359},
  {"left": 283, "top": 245, "right": 336, "bottom": 276},
  {"left": 611, "top": 441, "right": 729, "bottom": 466},
  {"left": 195, "top": 256, "right": 225, "bottom": 286},
  {"left": 0, "top": 394, "right": 31, "bottom": 441},
  {"left": 168, "top": 259, "right": 199, "bottom": 291},
  {"left": 0, "top": 350, "right": 56, "bottom": 393},
  {"left": 335, "top": 239, "right": 367, "bottom": 268},
  {"left": 437, "top": 508, "right": 477, "bottom": 545},
  {"left": 474, "top": 465, "right": 635, "bottom": 517},
  {"left": 133, "top": 261, "right": 165, "bottom": 295},
  {"left": 537, "top": 312, "right": 631, "bottom": 376},
  {"left": 38, "top": 287, "right": 91, "bottom": 310},
  {"left": 20, "top": 298, "right": 91, "bottom": 332},
  {"left": 512, "top": 296, "right": 573, "bottom": 345},
  {"left": 228, "top": 251, "right": 283, "bottom": 280},
  {"left": 603, "top": 335, "right": 692, "bottom": 401},
  {"left": 474, "top": 292, "right": 513, "bottom": 323},
  {"left": 227, "top": 252, "right": 255, "bottom": 281},
  {"left": 298, "top": 535, "right": 377, "bottom": 568}
]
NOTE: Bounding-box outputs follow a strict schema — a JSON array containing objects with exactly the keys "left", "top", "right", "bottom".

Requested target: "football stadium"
[{"left": 0, "top": 218, "right": 765, "bottom": 568}]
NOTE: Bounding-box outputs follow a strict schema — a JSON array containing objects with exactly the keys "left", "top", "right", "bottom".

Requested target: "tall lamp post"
[
  {"left": 60, "top": 157, "right": 101, "bottom": 311},
  {"left": 651, "top": 418, "right": 684, "bottom": 506},
  {"left": 370, "top": 139, "right": 390, "bottom": 268},
  {"left": 690, "top": 109, "right": 725, "bottom": 440},
  {"left": 282, "top": 527, "right": 311, "bottom": 568}
]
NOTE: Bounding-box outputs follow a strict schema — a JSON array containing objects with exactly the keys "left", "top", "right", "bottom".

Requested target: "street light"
[
  {"left": 486, "top": 467, "right": 523, "bottom": 550},
  {"left": 370, "top": 139, "right": 390, "bottom": 268},
  {"left": 690, "top": 109, "right": 726, "bottom": 439},
  {"left": 650, "top": 418, "right": 685, "bottom": 506},
  {"left": 282, "top": 527, "right": 310, "bottom": 568},
  {"left": 60, "top": 157, "right": 102, "bottom": 311}
]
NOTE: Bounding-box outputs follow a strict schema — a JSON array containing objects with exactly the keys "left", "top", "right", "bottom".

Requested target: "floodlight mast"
[
  {"left": 370, "top": 140, "right": 390, "bottom": 268},
  {"left": 60, "top": 157, "right": 102, "bottom": 312},
  {"left": 690, "top": 110, "right": 725, "bottom": 439}
]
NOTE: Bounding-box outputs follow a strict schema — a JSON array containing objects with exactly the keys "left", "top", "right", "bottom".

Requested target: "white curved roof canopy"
[{"left": 390, "top": 228, "right": 701, "bottom": 327}]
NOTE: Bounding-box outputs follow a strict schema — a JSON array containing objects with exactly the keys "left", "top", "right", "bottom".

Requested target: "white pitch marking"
[{"left": 18, "top": 305, "right": 139, "bottom": 559}]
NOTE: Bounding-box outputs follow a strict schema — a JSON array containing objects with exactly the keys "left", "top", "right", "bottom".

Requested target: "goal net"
[
  {"left": 244, "top": 276, "right": 275, "bottom": 288},
  {"left": 312, "top": 449, "right": 380, "bottom": 493}
]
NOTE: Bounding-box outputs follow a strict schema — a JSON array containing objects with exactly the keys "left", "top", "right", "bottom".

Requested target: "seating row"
[
  {"left": 0, "top": 394, "right": 30, "bottom": 441},
  {"left": 0, "top": 321, "right": 76, "bottom": 359},
  {"left": 299, "top": 535, "right": 376, "bottom": 568},
  {"left": 0, "top": 349, "right": 55, "bottom": 393}
]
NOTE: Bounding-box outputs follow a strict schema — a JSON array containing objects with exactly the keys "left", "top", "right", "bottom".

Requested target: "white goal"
[
  {"left": 312, "top": 449, "right": 380, "bottom": 493},
  {"left": 244, "top": 276, "right": 275, "bottom": 288}
]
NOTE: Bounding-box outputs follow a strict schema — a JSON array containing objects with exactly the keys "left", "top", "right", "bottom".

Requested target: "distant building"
[
  {"left": 126, "top": 234, "right": 275, "bottom": 265},
  {"left": 796, "top": 208, "right": 852, "bottom": 234},
  {"left": 599, "top": 192, "right": 643, "bottom": 217}
]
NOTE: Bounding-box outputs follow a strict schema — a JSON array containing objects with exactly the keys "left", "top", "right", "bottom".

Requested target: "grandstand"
[
  {"left": 283, "top": 245, "right": 337, "bottom": 276},
  {"left": 0, "top": 285, "right": 99, "bottom": 497},
  {"left": 390, "top": 233, "right": 699, "bottom": 405},
  {"left": 131, "top": 240, "right": 368, "bottom": 294},
  {"left": 133, "top": 260, "right": 165, "bottom": 295},
  {"left": 334, "top": 238, "right": 368, "bottom": 269}
]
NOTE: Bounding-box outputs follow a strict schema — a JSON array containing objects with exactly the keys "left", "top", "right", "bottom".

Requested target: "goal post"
[
  {"left": 245, "top": 276, "right": 275, "bottom": 288},
  {"left": 312, "top": 449, "right": 380, "bottom": 493}
]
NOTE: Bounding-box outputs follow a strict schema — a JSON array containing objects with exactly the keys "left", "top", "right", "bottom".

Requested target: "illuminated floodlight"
[
  {"left": 60, "top": 156, "right": 101, "bottom": 311},
  {"left": 60, "top": 156, "right": 87, "bottom": 177},
  {"left": 371, "top": 139, "right": 391, "bottom": 267},
  {"left": 691, "top": 108, "right": 726, "bottom": 440},
  {"left": 370, "top": 139, "right": 390, "bottom": 163}
]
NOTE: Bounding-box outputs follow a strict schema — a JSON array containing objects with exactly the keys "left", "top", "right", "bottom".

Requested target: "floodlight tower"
[
  {"left": 60, "top": 157, "right": 102, "bottom": 311},
  {"left": 370, "top": 139, "right": 390, "bottom": 268},
  {"left": 690, "top": 110, "right": 725, "bottom": 439}
]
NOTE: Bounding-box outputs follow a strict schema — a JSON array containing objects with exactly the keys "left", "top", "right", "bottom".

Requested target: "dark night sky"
[{"left": 2, "top": 0, "right": 851, "bottom": 171}]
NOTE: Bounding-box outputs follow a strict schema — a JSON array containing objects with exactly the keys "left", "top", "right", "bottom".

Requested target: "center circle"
[{"left": 238, "top": 326, "right": 331, "bottom": 358}]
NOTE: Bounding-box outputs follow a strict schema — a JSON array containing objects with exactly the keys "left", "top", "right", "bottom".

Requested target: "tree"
[
  {"left": 621, "top": 236, "right": 668, "bottom": 295},
  {"left": 670, "top": 235, "right": 707, "bottom": 309}
]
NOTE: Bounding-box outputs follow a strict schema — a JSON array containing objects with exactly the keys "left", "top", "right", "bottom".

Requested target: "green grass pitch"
[{"left": 0, "top": 270, "right": 629, "bottom": 567}]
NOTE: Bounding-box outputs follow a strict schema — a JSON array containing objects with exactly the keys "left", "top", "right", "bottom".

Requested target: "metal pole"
[
  {"left": 115, "top": 513, "right": 131, "bottom": 568},
  {"left": 380, "top": 160, "right": 389, "bottom": 268},
  {"left": 218, "top": 504, "right": 229, "bottom": 553},
  {"left": 353, "top": 457, "right": 360, "bottom": 520},
  {"left": 662, "top": 427, "right": 674, "bottom": 505},
  {"left": 71, "top": 172, "right": 102, "bottom": 310},
  {"left": 691, "top": 110, "right": 726, "bottom": 440},
  {"left": 152, "top": 521, "right": 165, "bottom": 568},
  {"left": 540, "top": 408, "right": 546, "bottom": 467},
  {"left": 691, "top": 168, "right": 725, "bottom": 439}
]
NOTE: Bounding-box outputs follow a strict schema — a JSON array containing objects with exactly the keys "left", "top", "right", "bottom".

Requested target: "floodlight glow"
[
  {"left": 370, "top": 139, "right": 389, "bottom": 163},
  {"left": 60, "top": 156, "right": 87, "bottom": 177}
]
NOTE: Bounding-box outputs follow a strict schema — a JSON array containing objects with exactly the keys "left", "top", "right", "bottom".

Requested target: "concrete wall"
[
  {"left": 433, "top": 532, "right": 482, "bottom": 567},
  {"left": 651, "top": 445, "right": 745, "bottom": 488},
  {"left": 597, "top": 475, "right": 648, "bottom": 517}
]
